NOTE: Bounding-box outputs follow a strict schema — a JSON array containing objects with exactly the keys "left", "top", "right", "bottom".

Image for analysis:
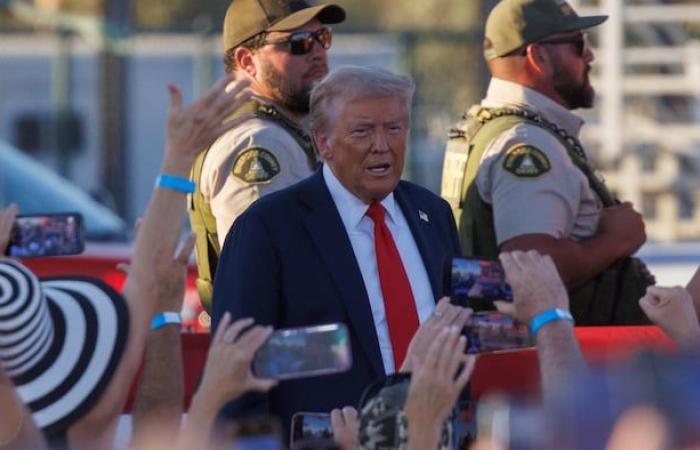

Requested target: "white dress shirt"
[{"left": 322, "top": 164, "right": 435, "bottom": 374}]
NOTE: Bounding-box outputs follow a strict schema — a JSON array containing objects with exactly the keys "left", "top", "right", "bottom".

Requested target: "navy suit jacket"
[{"left": 211, "top": 168, "right": 461, "bottom": 432}]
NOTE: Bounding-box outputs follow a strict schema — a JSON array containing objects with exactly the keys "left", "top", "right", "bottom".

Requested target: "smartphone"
[
  {"left": 7, "top": 213, "right": 85, "bottom": 258},
  {"left": 445, "top": 257, "right": 513, "bottom": 311},
  {"left": 252, "top": 323, "right": 352, "bottom": 380},
  {"left": 290, "top": 412, "right": 336, "bottom": 449},
  {"left": 463, "top": 312, "right": 533, "bottom": 354}
]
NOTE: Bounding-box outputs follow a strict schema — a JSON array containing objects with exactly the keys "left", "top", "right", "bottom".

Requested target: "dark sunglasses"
[
  {"left": 537, "top": 32, "right": 589, "bottom": 57},
  {"left": 259, "top": 27, "right": 332, "bottom": 55}
]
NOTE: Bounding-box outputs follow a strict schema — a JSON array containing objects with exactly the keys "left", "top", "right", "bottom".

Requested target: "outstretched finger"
[
  {"left": 236, "top": 325, "right": 274, "bottom": 356},
  {"left": 422, "top": 327, "right": 450, "bottom": 370},
  {"left": 435, "top": 327, "right": 462, "bottom": 375},
  {"left": 175, "top": 233, "right": 196, "bottom": 265},
  {"left": 248, "top": 377, "right": 278, "bottom": 393},
  {"left": 212, "top": 311, "right": 233, "bottom": 344},
  {"left": 222, "top": 317, "right": 257, "bottom": 344},
  {"left": 168, "top": 84, "right": 183, "bottom": 112},
  {"left": 455, "top": 355, "right": 477, "bottom": 390}
]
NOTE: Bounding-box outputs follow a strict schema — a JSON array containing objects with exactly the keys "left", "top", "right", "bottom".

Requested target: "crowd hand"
[
  {"left": 330, "top": 407, "right": 359, "bottom": 450},
  {"left": 597, "top": 202, "right": 646, "bottom": 256},
  {"left": 117, "top": 220, "right": 196, "bottom": 313},
  {"left": 404, "top": 327, "right": 475, "bottom": 450},
  {"left": 198, "top": 312, "right": 277, "bottom": 406},
  {"left": 0, "top": 204, "right": 18, "bottom": 257},
  {"left": 162, "top": 75, "right": 252, "bottom": 173},
  {"left": 399, "top": 297, "right": 471, "bottom": 372},
  {"left": 639, "top": 286, "right": 700, "bottom": 347},
  {"left": 498, "top": 251, "right": 569, "bottom": 325}
]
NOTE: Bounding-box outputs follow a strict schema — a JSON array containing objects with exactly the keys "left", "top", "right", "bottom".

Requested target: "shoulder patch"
[
  {"left": 502, "top": 144, "right": 551, "bottom": 178},
  {"left": 231, "top": 147, "right": 280, "bottom": 183}
]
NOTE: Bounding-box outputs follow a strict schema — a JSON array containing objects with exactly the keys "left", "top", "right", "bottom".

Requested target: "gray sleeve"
[
  {"left": 476, "top": 124, "right": 584, "bottom": 245},
  {"left": 200, "top": 122, "right": 314, "bottom": 248}
]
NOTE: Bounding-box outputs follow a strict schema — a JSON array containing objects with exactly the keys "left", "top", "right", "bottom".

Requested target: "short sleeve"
[
  {"left": 475, "top": 124, "right": 585, "bottom": 245},
  {"left": 199, "top": 120, "right": 315, "bottom": 248}
]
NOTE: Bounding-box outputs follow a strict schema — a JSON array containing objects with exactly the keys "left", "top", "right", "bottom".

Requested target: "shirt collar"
[
  {"left": 482, "top": 77, "right": 585, "bottom": 138},
  {"left": 322, "top": 164, "right": 399, "bottom": 229}
]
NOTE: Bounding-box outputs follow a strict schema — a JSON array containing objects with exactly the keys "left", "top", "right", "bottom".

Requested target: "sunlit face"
[
  {"left": 543, "top": 31, "right": 596, "bottom": 109},
  {"left": 252, "top": 20, "right": 329, "bottom": 113},
  {"left": 316, "top": 95, "right": 410, "bottom": 204}
]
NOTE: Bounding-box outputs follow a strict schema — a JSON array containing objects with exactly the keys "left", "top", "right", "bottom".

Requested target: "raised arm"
[
  {"left": 499, "top": 250, "right": 586, "bottom": 400},
  {"left": 67, "top": 75, "right": 251, "bottom": 448}
]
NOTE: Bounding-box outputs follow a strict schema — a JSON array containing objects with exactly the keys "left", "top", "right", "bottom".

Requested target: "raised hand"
[
  {"left": 639, "top": 286, "right": 700, "bottom": 347},
  {"left": 498, "top": 250, "right": 569, "bottom": 325},
  {"left": 162, "top": 75, "right": 252, "bottom": 174}
]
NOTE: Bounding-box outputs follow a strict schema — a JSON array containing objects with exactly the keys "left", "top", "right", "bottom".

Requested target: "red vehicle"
[{"left": 1, "top": 141, "right": 209, "bottom": 332}]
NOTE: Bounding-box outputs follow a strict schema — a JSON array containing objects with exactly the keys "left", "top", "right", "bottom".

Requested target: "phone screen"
[
  {"left": 8, "top": 213, "right": 85, "bottom": 258},
  {"left": 290, "top": 413, "right": 333, "bottom": 447},
  {"left": 447, "top": 257, "right": 513, "bottom": 310},
  {"left": 252, "top": 323, "right": 352, "bottom": 380},
  {"left": 464, "top": 312, "right": 533, "bottom": 354}
]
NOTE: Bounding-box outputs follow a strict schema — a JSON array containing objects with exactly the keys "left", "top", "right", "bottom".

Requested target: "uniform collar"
[
  {"left": 323, "top": 164, "right": 399, "bottom": 230},
  {"left": 482, "top": 77, "right": 585, "bottom": 138}
]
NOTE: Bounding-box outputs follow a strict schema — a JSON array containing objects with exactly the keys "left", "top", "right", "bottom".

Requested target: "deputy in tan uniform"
[
  {"left": 441, "top": 0, "right": 654, "bottom": 324},
  {"left": 190, "top": 0, "right": 345, "bottom": 310}
]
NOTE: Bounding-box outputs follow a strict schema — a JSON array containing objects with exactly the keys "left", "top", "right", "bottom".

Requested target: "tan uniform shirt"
[
  {"left": 476, "top": 78, "right": 602, "bottom": 245},
  {"left": 200, "top": 115, "right": 314, "bottom": 248}
]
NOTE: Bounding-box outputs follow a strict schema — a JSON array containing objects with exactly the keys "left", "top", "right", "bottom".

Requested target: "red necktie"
[{"left": 366, "top": 201, "right": 419, "bottom": 370}]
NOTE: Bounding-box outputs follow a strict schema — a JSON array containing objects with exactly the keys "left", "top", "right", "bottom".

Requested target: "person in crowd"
[
  {"left": 0, "top": 73, "right": 252, "bottom": 449},
  {"left": 441, "top": 0, "right": 653, "bottom": 325},
  {"left": 189, "top": 0, "right": 345, "bottom": 311},
  {"left": 211, "top": 65, "right": 462, "bottom": 433}
]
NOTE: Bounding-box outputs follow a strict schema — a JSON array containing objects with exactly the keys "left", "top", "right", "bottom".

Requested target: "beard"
[
  {"left": 260, "top": 61, "right": 313, "bottom": 114},
  {"left": 551, "top": 57, "right": 595, "bottom": 110}
]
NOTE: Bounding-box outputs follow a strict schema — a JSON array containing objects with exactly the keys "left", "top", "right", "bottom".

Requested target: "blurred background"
[{"left": 3, "top": 0, "right": 700, "bottom": 286}]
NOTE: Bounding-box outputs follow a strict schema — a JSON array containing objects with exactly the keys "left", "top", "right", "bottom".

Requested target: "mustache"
[{"left": 304, "top": 64, "right": 328, "bottom": 79}]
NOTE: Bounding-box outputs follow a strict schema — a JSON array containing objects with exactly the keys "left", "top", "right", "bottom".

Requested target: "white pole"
[{"left": 599, "top": 0, "right": 624, "bottom": 162}]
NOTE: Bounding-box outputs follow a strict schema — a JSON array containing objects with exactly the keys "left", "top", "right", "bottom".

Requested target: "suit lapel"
[
  {"left": 394, "top": 184, "right": 443, "bottom": 300},
  {"left": 299, "top": 170, "right": 385, "bottom": 377}
]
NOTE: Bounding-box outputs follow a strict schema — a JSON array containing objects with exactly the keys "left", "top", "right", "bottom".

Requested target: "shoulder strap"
[
  {"left": 253, "top": 102, "right": 320, "bottom": 171},
  {"left": 481, "top": 107, "right": 617, "bottom": 207}
]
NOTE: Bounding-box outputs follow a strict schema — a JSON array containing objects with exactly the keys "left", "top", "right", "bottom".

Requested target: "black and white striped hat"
[{"left": 0, "top": 259, "right": 129, "bottom": 435}]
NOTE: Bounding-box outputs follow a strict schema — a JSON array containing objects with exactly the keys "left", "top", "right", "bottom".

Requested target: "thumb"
[
  {"left": 250, "top": 378, "right": 278, "bottom": 392},
  {"left": 116, "top": 263, "right": 131, "bottom": 275}
]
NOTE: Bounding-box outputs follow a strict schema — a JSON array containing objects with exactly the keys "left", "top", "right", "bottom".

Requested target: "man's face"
[
  {"left": 542, "top": 31, "right": 595, "bottom": 109},
  {"left": 316, "top": 95, "right": 409, "bottom": 204},
  {"left": 252, "top": 20, "right": 329, "bottom": 114}
]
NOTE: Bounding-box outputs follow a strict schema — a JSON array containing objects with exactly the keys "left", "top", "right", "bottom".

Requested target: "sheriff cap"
[
  {"left": 223, "top": 0, "right": 345, "bottom": 53},
  {"left": 484, "top": 0, "right": 607, "bottom": 61}
]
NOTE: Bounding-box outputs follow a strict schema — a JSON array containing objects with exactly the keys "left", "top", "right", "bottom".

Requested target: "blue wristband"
[
  {"left": 150, "top": 312, "right": 182, "bottom": 330},
  {"left": 529, "top": 308, "right": 574, "bottom": 336},
  {"left": 155, "top": 173, "right": 195, "bottom": 194}
]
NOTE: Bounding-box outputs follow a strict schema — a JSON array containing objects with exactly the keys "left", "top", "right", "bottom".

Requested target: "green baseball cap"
[
  {"left": 483, "top": 0, "right": 608, "bottom": 61},
  {"left": 223, "top": 0, "right": 346, "bottom": 52}
]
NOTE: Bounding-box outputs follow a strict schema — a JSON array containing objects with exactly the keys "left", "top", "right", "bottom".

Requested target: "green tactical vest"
[
  {"left": 189, "top": 100, "right": 319, "bottom": 313},
  {"left": 441, "top": 105, "right": 653, "bottom": 325}
]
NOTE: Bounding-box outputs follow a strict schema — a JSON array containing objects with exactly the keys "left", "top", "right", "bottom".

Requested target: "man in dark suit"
[{"left": 211, "top": 66, "right": 461, "bottom": 432}]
